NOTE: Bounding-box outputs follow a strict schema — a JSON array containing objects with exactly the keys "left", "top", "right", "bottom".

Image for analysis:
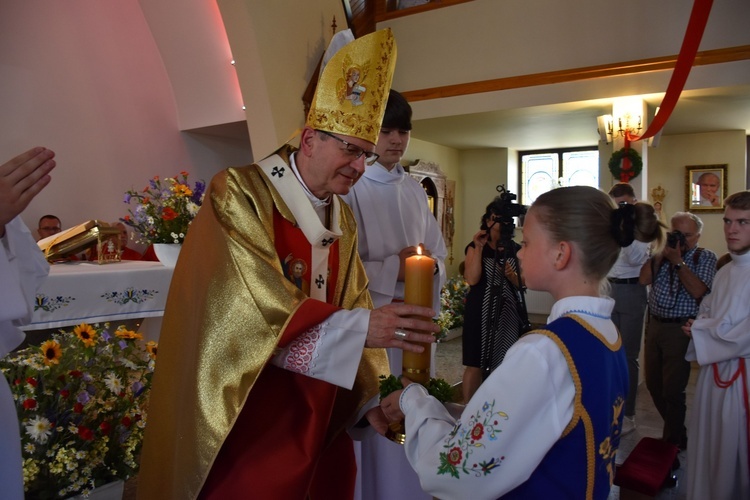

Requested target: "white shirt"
[
  {"left": 608, "top": 240, "right": 650, "bottom": 279},
  {"left": 341, "top": 162, "right": 447, "bottom": 309},
  {"left": 1, "top": 216, "right": 49, "bottom": 500},
  {"left": 400, "top": 296, "right": 616, "bottom": 500},
  {"left": 1, "top": 217, "right": 49, "bottom": 356},
  {"left": 685, "top": 251, "right": 750, "bottom": 499}
]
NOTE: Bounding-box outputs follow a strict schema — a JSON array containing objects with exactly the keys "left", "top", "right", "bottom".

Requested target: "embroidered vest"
[{"left": 502, "top": 315, "right": 628, "bottom": 500}]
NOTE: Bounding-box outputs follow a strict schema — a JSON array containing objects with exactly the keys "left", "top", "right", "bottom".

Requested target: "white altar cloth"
[{"left": 21, "top": 261, "right": 173, "bottom": 331}]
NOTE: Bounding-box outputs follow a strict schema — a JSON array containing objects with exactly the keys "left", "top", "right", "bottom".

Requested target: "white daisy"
[
  {"left": 24, "top": 443, "right": 35, "bottom": 454},
  {"left": 103, "top": 372, "right": 123, "bottom": 394},
  {"left": 25, "top": 415, "right": 52, "bottom": 444}
]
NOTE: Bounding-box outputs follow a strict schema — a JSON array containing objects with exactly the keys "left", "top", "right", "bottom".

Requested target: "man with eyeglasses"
[
  {"left": 640, "top": 211, "right": 716, "bottom": 455},
  {"left": 343, "top": 89, "right": 447, "bottom": 500},
  {"left": 139, "top": 29, "right": 440, "bottom": 500}
]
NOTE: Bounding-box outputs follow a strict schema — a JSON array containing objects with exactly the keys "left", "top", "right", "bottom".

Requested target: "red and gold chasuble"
[
  {"left": 201, "top": 213, "right": 352, "bottom": 499},
  {"left": 201, "top": 153, "right": 365, "bottom": 499},
  {"left": 137, "top": 146, "right": 387, "bottom": 500}
]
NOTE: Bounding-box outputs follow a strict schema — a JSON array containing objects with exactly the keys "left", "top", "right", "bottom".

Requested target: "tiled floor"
[{"left": 434, "top": 336, "right": 697, "bottom": 499}]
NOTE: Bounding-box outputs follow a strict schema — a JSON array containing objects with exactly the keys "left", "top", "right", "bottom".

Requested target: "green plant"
[
  {"left": 379, "top": 374, "right": 455, "bottom": 403},
  {"left": 0, "top": 323, "right": 157, "bottom": 499},
  {"left": 121, "top": 172, "right": 205, "bottom": 244}
]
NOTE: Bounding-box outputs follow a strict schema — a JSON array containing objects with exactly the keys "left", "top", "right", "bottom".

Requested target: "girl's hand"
[
  {"left": 380, "top": 376, "right": 417, "bottom": 422},
  {"left": 380, "top": 389, "right": 405, "bottom": 422}
]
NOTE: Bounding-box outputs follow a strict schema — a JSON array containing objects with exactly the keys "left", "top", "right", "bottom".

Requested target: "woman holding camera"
[{"left": 461, "top": 197, "right": 526, "bottom": 402}]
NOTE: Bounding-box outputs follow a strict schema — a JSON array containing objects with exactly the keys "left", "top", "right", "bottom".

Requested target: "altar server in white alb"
[
  {"left": 0, "top": 147, "right": 56, "bottom": 500},
  {"left": 684, "top": 190, "right": 750, "bottom": 500},
  {"left": 342, "top": 89, "right": 447, "bottom": 500},
  {"left": 342, "top": 88, "right": 447, "bottom": 371}
]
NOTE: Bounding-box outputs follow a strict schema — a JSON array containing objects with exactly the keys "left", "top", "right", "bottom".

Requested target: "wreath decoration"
[{"left": 608, "top": 147, "right": 643, "bottom": 182}]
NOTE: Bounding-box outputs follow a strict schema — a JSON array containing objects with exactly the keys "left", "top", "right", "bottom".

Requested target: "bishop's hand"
[{"left": 367, "top": 303, "right": 439, "bottom": 352}]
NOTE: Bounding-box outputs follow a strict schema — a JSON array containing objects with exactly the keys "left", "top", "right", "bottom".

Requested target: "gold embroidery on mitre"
[{"left": 306, "top": 28, "right": 397, "bottom": 146}]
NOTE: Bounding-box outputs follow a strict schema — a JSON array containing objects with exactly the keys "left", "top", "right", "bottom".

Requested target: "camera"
[
  {"left": 482, "top": 185, "right": 528, "bottom": 244},
  {"left": 666, "top": 230, "right": 687, "bottom": 249}
]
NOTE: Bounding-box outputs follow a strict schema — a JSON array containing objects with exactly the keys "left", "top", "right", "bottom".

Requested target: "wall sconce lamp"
[{"left": 598, "top": 113, "right": 642, "bottom": 143}]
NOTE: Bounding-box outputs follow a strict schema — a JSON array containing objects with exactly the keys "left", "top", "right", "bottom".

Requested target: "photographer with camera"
[
  {"left": 639, "top": 211, "right": 716, "bottom": 452},
  {"left": 461, "top": 193, "right": 528, "bottom": 402},
  {"left": 606, "top": 183, "right": 663, "bottom": 436}
]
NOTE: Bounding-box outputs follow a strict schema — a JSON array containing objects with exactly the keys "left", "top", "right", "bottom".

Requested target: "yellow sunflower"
[
  {"left": 73, "top": 323, "right": 97, "bottom": 347},
  {"left": 40, "top": 340, "right": 62, "bottom": 366},
  {"left": 115, "top": 328, "right": 143, "bottom": 340},
  {"left": 145, "top": 341, "right": 158, "bottom": 359}
]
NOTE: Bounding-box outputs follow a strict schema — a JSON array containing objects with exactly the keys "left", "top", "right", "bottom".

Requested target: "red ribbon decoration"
[
  {"left": 627, "top": 0, "right": 714, "bottom": 143},
  {"left": 622, "top": 137, "right": 632, "bottom": 181}
]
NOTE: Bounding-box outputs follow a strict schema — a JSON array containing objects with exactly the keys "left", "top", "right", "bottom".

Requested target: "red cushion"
[{"left": 614, "top": 437, "right": 679, "bottom": 496}]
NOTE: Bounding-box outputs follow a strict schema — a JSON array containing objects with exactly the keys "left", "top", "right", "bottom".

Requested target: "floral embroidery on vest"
[
  {"left": 437, "top": 400, "right": 507, "bottom": 479},
  {"left": 281, "top": 325, "right": 322, "bottom": 374},
  {"left": 599, "top": 395, "right": 625, "bottom": 484}
]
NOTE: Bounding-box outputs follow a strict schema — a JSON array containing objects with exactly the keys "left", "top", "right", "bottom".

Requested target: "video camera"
[
  {"left": 482, "top": 185, "right": 528, "bottom": 244},
  {"left": 666, "top": 230, "right": 687, "bottom": 249}
]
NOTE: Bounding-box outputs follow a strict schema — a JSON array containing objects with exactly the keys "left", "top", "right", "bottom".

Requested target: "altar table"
[{"left": 21, "top": 261, "right": 174, "bottom": 331}]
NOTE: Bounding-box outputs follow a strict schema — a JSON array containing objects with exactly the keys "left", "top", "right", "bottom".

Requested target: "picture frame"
[{"left": 685, "top": 164, "right": 727, "bottom": 213}]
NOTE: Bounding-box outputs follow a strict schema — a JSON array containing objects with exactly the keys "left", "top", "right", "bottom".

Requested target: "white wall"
[
  {"left": 647, "top": 130, "right": 747, "bottom": 256},
  {"left": 404, "top": 137, "right": 462, "bottom": 276},
  {"left": 457, "top": 148, "right": 511, "bottom": 260},
  {"left": 217, "top": 0, "right": 346, "bottom": 158},
  {"left": 1, "top": 1, "right": 252, "bottom": 235}
]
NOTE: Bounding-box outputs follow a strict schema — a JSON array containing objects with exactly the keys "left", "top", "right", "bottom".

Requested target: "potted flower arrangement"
[
  {"left": 121, "top": 172, "right": 205, "bottom": 245},
  {"left": 0, "top": 323, "right": 157, "bottom": 499},
  {"left": 436, "top": 276, "right": 469, "bottom": 339}
]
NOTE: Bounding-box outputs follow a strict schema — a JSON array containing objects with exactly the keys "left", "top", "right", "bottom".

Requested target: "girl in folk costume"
[{"left": 381, "top": 186, "right": 664, "bottom": 499}]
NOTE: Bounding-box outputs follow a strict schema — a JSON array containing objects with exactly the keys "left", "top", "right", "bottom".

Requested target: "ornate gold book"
[{"left": 37, "top": 220, "right": 122, "bottom": 264}]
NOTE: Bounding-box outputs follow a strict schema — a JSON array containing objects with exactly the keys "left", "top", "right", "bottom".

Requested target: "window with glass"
[{"left": 519, "top": 147, "right": 599, "bottom": 205}]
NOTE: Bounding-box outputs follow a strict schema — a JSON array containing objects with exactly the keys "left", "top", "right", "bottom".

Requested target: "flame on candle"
[{"left": 416, "top": 245, "right": 423, "bottom": 256}]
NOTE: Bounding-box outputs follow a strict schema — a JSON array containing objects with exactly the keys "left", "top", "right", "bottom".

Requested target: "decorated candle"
[{"left": 402, "top": 246, "right": 435, "bottom": 385}]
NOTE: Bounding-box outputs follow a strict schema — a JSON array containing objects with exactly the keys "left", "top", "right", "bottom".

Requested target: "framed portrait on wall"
[{"left": 685, "top": 164, "right": 727, "bottom": 213}]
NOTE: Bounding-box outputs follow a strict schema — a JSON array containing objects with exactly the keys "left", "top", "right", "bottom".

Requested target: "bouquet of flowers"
[
  {"left": 121, "top": 171, "right": 205, "bottom": 244},
  {"left": 436, "top": 276, "right": 470, "bottom": 338},
  {"left": 0, "top": 323, "right": 157, "bottom": 499}
]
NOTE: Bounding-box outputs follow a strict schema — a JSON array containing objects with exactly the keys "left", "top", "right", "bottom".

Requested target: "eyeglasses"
[
  {"left": 317, "top": 130, "right": 379, "bottom": 165},
  {"left": 39, "top": 226, "right": 61, "bottom": 232}
]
